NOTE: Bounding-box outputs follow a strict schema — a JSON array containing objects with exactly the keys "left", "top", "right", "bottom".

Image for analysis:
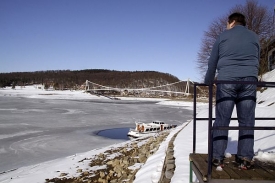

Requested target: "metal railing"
[{"left": 192, "top": 80, "right": 275, "bottom": 182}]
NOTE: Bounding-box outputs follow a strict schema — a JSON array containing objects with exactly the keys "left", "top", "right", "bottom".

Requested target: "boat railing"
[{"left": 129, "top": 128, "right": 137, "bottom": 131}]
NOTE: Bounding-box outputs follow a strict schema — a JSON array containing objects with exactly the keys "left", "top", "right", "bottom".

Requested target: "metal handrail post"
[
  {"left": 189, "top": 161, "right": 193, "bottom": 183},
  {"left": 207, "top": 83, "right": 213, "bottom": 181},
  {"left": 193, "top": 84, "right": 197, "bottom": 153}
]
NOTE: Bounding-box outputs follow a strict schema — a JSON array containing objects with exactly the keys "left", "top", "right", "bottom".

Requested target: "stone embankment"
[
  {"left": 46, "top": 129, "right": 181, "bottom": 183},
  {"left": 158, "top": 131, "right": 179, "bottom": 183}
]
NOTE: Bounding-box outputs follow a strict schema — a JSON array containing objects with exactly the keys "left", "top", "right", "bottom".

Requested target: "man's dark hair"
[{"left": 228, "top": 12, "right": 246, "bottom": 26}]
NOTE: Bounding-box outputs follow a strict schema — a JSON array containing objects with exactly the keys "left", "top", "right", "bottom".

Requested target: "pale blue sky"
[{"left": 1, "top": 0, "right": 274, "bottom": 82}]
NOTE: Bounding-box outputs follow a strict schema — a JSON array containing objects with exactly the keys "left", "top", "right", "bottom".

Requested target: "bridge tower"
[{"left": 85, "top": 80, "right": 89, "bottom": 91}]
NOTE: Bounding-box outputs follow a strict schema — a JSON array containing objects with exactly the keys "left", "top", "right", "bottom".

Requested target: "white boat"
[{"left": 127, "top": 121, "right": 177, "bottom": 138}]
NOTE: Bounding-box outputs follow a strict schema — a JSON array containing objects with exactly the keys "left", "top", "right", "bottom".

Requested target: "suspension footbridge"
[{"left": 84, "top": 79, "right": 206, "bottom": 98}]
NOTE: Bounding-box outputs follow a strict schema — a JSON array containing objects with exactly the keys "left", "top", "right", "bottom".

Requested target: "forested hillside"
[{"left": 0, "top": 69, "right": 190, "bottom": 92}]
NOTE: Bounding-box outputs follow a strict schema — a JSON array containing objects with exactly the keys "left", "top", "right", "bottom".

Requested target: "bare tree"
[
  {"left": 197, "top": 16, "right": 227, "bottom": 80},
  {"left": 197, "top": 0, "right": 274, "bottom": 81}
]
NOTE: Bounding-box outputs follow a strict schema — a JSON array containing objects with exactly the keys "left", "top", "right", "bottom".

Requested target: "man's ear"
[{"left": 229, "top": 20, "right": 236, "bottom": 29}]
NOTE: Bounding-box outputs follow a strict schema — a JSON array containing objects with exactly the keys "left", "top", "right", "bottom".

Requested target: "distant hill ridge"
[{"left": 0, "top": 69, "right": 186, "bottom": 91}]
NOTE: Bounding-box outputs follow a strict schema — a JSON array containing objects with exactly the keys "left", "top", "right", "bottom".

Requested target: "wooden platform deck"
[{"left": 189, "top": 153, "right": 275, "bottom": 183}]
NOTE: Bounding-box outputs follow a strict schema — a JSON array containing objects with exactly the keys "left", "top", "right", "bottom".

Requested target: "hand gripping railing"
[{"left": 193, "top": 80, "right": 275, "bottom": 182}]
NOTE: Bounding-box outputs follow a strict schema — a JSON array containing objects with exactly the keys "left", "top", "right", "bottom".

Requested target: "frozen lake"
[{"left": 0, "top": 96, "right": 192, "bottom": 173}]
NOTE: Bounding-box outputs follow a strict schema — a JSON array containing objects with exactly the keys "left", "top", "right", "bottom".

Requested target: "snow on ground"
[
  {"left": 0, "top": 70, "right": 275, "bottom": 183},
  {"left": 0, "top": 85, "right": 106, "bottom": 100}
]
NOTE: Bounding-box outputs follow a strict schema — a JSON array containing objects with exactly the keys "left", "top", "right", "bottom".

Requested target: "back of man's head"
[{"left": 228, "top": 12, "right": 246, "bottom": 26}]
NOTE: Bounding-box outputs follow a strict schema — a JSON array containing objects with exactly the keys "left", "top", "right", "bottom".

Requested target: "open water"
[{"left": 97, "top": 128, "right": 130, "bottom": 140}]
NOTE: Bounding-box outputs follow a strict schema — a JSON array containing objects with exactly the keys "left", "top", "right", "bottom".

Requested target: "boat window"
[{"left": 157, "top": 128, "right": 160, "bottom": 130}]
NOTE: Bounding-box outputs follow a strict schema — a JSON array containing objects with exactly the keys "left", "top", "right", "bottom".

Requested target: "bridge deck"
[{"left": 189, "top": 153, "right": 275, "bottom": 183}]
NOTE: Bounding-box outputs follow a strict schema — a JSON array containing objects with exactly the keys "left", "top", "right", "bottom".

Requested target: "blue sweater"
[{"left": 204, "top": 25, "right": 260, "bottom": 84}]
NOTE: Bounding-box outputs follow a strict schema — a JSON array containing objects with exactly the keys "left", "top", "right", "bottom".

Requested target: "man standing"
[{"left": 204, "top": 12, "right": 260, "bottom": 170}]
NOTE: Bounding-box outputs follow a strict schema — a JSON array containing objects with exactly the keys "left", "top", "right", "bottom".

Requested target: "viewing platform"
[
  {"left": 190, "top": 153, "right": 275, "bottom": 183},
  {"left": 190, "top": 81, "right": 275, "bottom": 183}
]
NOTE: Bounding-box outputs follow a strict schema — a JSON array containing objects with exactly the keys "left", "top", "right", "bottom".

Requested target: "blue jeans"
[{"left": 213, "top": 77, "right": 257, "bottom": 160}]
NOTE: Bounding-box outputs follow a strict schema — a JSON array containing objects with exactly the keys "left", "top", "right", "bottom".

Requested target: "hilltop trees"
[
  {"left": 0, "top": 69, "right": 182, "bottom": 90},
  {"left": 197, "top": 0, "right": 274, "bottom": 81}
]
